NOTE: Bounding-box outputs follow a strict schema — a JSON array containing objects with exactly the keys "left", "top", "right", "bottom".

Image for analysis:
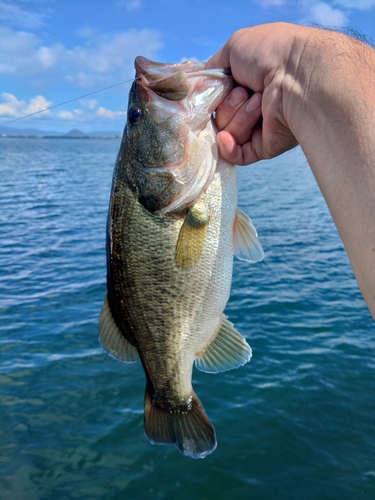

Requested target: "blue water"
[{"left": 1, "top": 137, "right": 374, "bottom": 500}]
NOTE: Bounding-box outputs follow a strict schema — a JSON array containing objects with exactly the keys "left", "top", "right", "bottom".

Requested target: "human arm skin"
[{"left": 206, "top": 23, "right": 375, "bottom": 319}]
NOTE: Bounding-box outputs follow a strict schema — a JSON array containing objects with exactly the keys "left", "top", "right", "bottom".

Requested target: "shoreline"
[{"left": 0, "top": 134, "right": 121, "bottom": 139}]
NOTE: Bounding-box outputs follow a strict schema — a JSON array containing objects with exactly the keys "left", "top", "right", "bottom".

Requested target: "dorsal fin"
[
  {"left": 195, "top": 314, "right": 252, "bottom": 373},
  {"left": 233, "top": 207, "right": 264, "bottom": 262},
  {"left": 175, "top": 200, "right": 210, "bottom": 268},
  {"left": 99, "top": 295, "right": 139, "bottom": 362}
]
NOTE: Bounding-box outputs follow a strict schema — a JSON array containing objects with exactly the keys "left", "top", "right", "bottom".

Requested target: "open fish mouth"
[
  {"left": 134, "top": 56, "right": 233, "bottom": 114},
  {"left": 130, "top": 57, "right": 234, "bottom": 213}
]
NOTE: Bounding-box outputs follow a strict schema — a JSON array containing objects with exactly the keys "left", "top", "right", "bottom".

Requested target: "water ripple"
[{"left": 1, "top": 140, "right": 375, "bottom": 499}]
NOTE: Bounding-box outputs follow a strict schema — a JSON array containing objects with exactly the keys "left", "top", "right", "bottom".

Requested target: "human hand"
[
  {"left": 209, "top": 23, "right": 375, "bottom": 320},
  {"left": 206, "top": 23, "right": 303, "bottom": 165}
]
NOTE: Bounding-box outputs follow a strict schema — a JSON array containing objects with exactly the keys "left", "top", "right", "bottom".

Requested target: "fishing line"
[{"left": 1, "top": 77, "right": 136, "bottom": 126}]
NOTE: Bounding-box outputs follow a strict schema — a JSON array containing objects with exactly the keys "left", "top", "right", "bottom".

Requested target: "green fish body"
[{"left": 99, "top": 57, "right": 264, "bottom": 458}]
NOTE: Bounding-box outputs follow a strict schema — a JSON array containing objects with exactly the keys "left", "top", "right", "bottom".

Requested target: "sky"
[{"left": 1, "top": 0, "right": 375, "bottom": 133}]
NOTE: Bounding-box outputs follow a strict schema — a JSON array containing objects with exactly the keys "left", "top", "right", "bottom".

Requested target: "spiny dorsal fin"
[
  {"left": 195, "top": 315, "right": 252, "bottom": 373},
  {"left": 175, "top": 200, "right": 210, "bottom": 268},
  {"left": 233, "top": 207, "right": 264, "bottom": 263},
  {"left": 99, "top": 295, "right": 139, "bottom": 362}
]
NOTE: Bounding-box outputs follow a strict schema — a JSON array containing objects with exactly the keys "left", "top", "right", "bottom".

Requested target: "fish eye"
[{"left": 128, "top": 106, "right": 142, "bottom": 125}]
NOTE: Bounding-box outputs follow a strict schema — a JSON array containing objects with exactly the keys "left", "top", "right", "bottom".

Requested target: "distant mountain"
[
  {"left": 62, "top": 129, "right": 122, "bottom": 138},
  {"left": 0, "top": 125, "right": 121, "bottom": 138},
  {"left": 63, "top": 129, "right": 88, "bottom": 137},
  {"left": 0, "top": 125, "right": 61, "bottom": 136}
]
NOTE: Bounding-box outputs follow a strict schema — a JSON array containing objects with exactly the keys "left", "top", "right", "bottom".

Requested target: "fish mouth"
[
  {"left": 132, "top": 57, "right": 234, "bottom": 214},
  {"left": 134, "top": 56, "right": 232, "bottom": 112},
  {"left": 135, "top": 56, "right": 231, "bottom": 80},
  {"left": 135, "top": 56, "right": 207, "bottom": 77}
]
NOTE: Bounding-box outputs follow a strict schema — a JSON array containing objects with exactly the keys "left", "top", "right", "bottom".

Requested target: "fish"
[{"left": 99, "top": 56, "right": 264, "bottom": 459}]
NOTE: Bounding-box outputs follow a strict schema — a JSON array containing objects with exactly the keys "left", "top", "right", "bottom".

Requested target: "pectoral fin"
[
  {"left": 195, "top": 314, "right": 252, "bottom": 373},
  {"left": 233, "top": 207, "right": 264, "bottom": 263},
  {"left": 175, "top": 200, "right": 210, "bottom": 268},
  {"left": 99, "top": 295, "right": 139, "bottom": 362}
]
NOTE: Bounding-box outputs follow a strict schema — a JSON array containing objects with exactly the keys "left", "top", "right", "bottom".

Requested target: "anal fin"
[
  {"left": 234, "top": 207, "right": 264, "bottom": 262},
  {"left": 99, "top": 295, "right": 139, "bottom": 362},
  {"left": 195, "top": 314, "right": 252, "bottom": 373}
]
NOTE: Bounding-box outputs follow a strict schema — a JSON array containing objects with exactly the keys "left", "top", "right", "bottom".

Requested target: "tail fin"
[{"left": 144, "top": 390, "right": 216, "bottom": 459}]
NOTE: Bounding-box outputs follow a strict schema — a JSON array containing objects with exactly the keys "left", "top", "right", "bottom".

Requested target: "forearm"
[
  {"left": 207, "top": 23, "right": 375, "bottom": 316},
  {"left": 285, "top": 29, "right": 375, "bottom": 317}
]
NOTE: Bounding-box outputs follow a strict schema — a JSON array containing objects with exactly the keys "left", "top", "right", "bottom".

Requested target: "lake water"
[{"left": 1, "top": 137, "right": 374, "bottom": 500}]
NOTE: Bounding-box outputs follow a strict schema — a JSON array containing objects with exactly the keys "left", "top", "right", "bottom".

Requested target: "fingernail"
[
  {"left": 246, "top": 92, "right": 262, "bottom": 113},
  {"left": 228, "top": 87, "right": 247, "bottom": 107}
]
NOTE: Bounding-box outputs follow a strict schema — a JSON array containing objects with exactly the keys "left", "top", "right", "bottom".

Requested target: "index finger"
[{"left": 205, "top": 44, "right": 230, "bottom": 70}]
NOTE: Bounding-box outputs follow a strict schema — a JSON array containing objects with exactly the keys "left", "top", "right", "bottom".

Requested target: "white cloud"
[
  {"left": 37, "top": 45, "right": 62, "bottom": 69},
  {"left": 76, "top": 26, "right": 98, "bottom": 39},
  {"left": 57, "top": 110, "right": 75, "bottom": 120},
  {"left": 260, "top": 0, "right": 287, "bottom": 6},
  {"left": 65, "top": 71, "right": 99, "bottom": 89},
  {"left": 116, "top": 0, "right": 143, "bottom": 11},
  {"left": 62, "top": 28, "right": 164, "bottom": 88},
  {"left": 0, "top": 27, "right": 64, "bottom": 75},
  {"left": 261, "top": 0, "right": 375, "bottom": 15},
  {"left": 57, "top": 109, "right": 85, "bottom": 120},
  {"left": 308, "top": 2, "right": 348, "bottom": 26},
  {"left": 66, "top": 30, "right": 162, "bottom": 75},
  {"left": 97, "top": 107, "right": 125, "bottom": 119},
  {"left": 0, "top": 93, "right": 25, "bottom": 116},
  {"left": 0, "top": 26, "right": 163, "bottom": 87},
  {"left": 81, "top": 99, "right": 98, "bottom": 110},
  {"left": 53, "top": 105, "right": 125, "bottom": 124},
  {"left": 0, "top": 90, "right": 126, "bottom": 127},
  {"left": 0, "top": 92, "right": 52, "bottom": 118},
  {"left": 26, "top": 95, "right": 52, "bottom": 115},
  {"left": 0, "top": 0, "right": 48, "bottom": 30},
  {"left": 333, "top": 0, "right": 375, "bottom": 8}
]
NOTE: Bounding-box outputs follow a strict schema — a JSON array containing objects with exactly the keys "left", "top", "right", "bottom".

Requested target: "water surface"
[{"left": 1, "top": 138, "right": 374, "bottom": 499}]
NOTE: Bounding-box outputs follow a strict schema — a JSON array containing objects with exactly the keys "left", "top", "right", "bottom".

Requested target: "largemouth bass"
[{"left": 99, "top": 57, "right": 264, "bottom": 459}]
